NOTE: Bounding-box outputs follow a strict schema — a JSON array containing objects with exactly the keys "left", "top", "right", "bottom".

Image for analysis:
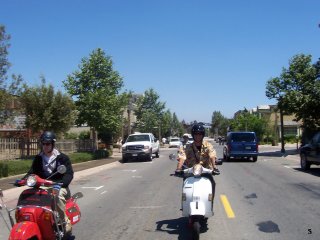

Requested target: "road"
[{"left": 1, "top": 141, "right": 319, "bottom": 240}]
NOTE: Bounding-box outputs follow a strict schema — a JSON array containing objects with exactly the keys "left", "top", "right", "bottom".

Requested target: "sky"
[{"left": 1, "top": 0, "right": 320, "bottom": 123}]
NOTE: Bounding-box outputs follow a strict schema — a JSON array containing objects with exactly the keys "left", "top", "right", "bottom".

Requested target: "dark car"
[
  {"left": 299, "top": 131, "right": 320, "bottom": 170},
  {"left": 223, "top": 132, "right": 259, "bottom": 162}
]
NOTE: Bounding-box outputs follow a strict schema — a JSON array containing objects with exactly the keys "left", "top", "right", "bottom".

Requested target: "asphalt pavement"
[{"left": 0, "top": 143, "right": 300, "bottom": 191}]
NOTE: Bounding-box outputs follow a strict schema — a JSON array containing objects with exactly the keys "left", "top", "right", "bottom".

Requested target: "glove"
[
  {"left": 14, "top": 179, "right": 21, "bottom": 187},
  {"left": 212, "top": 168, "right": 220, "bottom": 175},
  {"left": 53, "top": 184, "right": 61, "bottom": 191}
]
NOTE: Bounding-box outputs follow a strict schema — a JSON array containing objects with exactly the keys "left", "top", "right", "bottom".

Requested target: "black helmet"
[
  {"left": 40, "top": 131, "right": 56, "bottom": 143},
  {"left": 191, "top": 124, "right": 205, "bottom": 139}
]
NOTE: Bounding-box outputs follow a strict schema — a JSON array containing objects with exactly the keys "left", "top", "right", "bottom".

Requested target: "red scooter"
[{"left": 2, "top": 165, "right": 83, "bottom": 240}]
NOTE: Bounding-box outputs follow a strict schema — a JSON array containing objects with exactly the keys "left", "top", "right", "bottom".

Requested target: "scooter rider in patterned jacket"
[{"left": 176, "top": 123, "right": 220, "bottom": 205}]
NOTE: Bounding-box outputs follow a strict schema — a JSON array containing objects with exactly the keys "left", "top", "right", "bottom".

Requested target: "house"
[{"left": 254, "top": 104, "right": 302, "bottom": 138}]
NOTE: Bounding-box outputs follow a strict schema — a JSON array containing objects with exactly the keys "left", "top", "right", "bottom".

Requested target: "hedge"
[{"left": 0, "top": 149, "right": 112, "bottom": 178}]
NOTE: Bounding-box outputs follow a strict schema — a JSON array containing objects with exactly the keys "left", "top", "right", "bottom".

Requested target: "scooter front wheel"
[{"left": 192, "top": 221, "right": 200, "bottom": 240}]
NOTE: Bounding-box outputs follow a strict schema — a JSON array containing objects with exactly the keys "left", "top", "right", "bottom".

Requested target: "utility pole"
[{"left": 278, "top": 96, "right": 286, "bottom": 154}]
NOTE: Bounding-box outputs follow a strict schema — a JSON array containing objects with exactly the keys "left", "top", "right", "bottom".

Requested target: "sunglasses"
[{"left": 42, "top": 142, "right": 52, "bottom": 146}]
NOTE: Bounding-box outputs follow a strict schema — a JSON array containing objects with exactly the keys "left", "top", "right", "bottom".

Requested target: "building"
[{"left": 254, "top": 104, "right": 302, "bottom": 138}]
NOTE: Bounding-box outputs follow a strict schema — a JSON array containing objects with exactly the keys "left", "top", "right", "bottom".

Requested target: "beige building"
[{"left": 253, "top": 104, "right": 302, "bottom": 138}]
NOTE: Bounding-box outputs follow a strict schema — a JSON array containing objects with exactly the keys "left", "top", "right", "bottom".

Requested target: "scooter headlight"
[
  {"left": 26, "top": 175, "right": 37, "bottom": 187},
  {"left": 193, "top": 164, "right": 203, "bottom": 176}
]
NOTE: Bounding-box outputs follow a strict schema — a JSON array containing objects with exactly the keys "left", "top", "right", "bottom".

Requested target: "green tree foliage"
[
  {"left": 229, "top": 109, "right": 267, "bottom": 141},
  {"left": 266, "top": 54, "right": 320, "bottom": 130},
  {"left": 20, "top": 77, "right": 76, "bottom": 135},
  {"left": 0, "top": 25, "right": 24, "bottom": 124},
  {"left": 210, "top": 111, "right": 229, "bottom": 137},
  {"left": 181, "top": 120, "right": 192, "bottom": 134},
  {"left": 0, "top": 25, "right": 10, "bottom": 87},
  {"left": 135, "top": 88, "right": 166, "bottom": 136},
  {"left": 63, "top": 48, "right": 127, "bottom": 140},
  {"left": 160, "top": 110, "right": 173, "bottom": 137},
  {"left": 171, "top": 112, "right": 183, "bottom": 136}
]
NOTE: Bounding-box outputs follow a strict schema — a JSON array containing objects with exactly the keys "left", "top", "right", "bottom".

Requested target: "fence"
[{"left": 0, "top": 138, "right": 94, "bottom": 160}]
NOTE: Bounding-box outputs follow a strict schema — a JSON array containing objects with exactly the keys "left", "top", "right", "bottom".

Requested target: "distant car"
[
  {"left": 122, "top": 133, "right": 160, "bottom": 162},
  {"left": 299, "top": 131, "right": 320, "bottom": 170},
  {"left": 223, "top": 132, "right": 259, "bottom": 162},
  {"left": 169, "top": 137, "right": 182, "bottom": 148}
]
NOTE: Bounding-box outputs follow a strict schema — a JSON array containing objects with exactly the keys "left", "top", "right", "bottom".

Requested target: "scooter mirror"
[
  {"left": 215, "top": 159, "right": 223, "bottom": 165},
  {"left": 57, "top": 165, "right": 67, "bottom": 174},
  {"left": 169, "top": 153, "right": 176, "bottom": 161},
  {"left": 72, "top": 192, "right": 84, "bottom": 199}
]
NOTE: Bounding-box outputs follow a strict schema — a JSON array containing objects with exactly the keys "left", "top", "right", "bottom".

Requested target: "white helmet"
[{"left": 183, "top": 133, "right": 189, "bottom": 138}]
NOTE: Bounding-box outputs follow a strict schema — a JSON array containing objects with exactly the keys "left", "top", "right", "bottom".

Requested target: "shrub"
[
  {"left": 64, "top": 132, "right": 79, "bottom": 139},
  {"left": 94, "top": 150, "right": 110, "bottom": 159},
  {"left": 0, "top": 162, "right": 9, "bottom": 178},
  {"left": 69, "top": 152, "right": 94, "bottom": 164},
  {"left": 7, "top": 160, "right": 33, "bottom": 176},
  {"left": 79, "top": 131, "right": 90, "bottom": 139},
  {"left": 0, "top": 150, "right": 114, "bottom": 179},
  {"left": 283, "top": 134, "right": 298, "bottom": 144},
  {"left": 0, "top": 160, "right": 33, "bottom": 178}
]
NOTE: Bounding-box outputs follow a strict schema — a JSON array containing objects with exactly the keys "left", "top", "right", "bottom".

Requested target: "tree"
[
  {"left": 266, "top": 54, "right": 320, "bottom": 130},
  {"left": 0, "top": 25, "right": 24, "bottom": 124},
  {"left": 171, "top": 112, "right": 183, "bottom": 136},
  {"left": 229, "top": 109, "right": 267, "bottom": 141},
  {"left": 210, "top": 111, "right": 229, "bottom": 137},
  {"left": 20, "top": 77, "right": 75, "bottom": 135},
  {"left": 160, "top": 110, "right": 173, "bottom": 138},
  {"left": 135, "top": 88, "right": 166, "bottom": 137},
  {"left": 64, "top": 48, "right": 127, "bottom": 143},
  {"left": 0, "top": 25, "right": 10, "bottom": 88}
]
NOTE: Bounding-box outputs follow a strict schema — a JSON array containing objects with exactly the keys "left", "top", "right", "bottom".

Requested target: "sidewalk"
[{"left": 258, "top": 143, "right": 300, "bottom": 162}]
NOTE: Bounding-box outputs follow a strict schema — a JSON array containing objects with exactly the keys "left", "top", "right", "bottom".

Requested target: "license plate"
[
  {"left": 132, "top": 154, "right": 138, "bottom": 156},
  {"left": 245, "top": 146, "right": 251, "bottom": 150}
]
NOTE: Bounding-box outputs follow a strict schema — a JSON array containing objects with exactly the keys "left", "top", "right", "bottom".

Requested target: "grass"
[{"left": 0, "top": 150, "right": 110, "bottom": 178}]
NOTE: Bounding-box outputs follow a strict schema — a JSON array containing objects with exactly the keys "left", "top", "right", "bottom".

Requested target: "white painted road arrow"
[{"left": 81, "top": 186, "right": 104, "bottom": 190}]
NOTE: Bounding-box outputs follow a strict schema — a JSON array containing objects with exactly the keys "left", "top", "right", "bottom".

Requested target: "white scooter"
[{"left": 170, "top": 154, "right": 222, "bottom": 240}]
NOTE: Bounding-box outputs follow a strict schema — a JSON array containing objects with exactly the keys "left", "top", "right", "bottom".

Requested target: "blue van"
[{"left": 223, "top": 132, "right": 259, "bottom": 162}]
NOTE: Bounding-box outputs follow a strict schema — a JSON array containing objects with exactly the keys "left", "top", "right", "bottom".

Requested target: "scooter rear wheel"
[{"left": 192, "top": 221, "right": 200, "bottom": 240}]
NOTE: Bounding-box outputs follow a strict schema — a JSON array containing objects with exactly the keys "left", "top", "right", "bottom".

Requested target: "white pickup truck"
[{"left": 122, "top": 133, "right": 160, "bottom": 162}]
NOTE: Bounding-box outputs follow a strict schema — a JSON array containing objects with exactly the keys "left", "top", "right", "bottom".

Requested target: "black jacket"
[{"left": 25, "top": 151, "right": 74, "bottom": 188}]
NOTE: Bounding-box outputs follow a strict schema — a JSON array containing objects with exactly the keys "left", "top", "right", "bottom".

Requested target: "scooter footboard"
[{"left": 9, "top": 221, "right": 42, "bottom": 240}]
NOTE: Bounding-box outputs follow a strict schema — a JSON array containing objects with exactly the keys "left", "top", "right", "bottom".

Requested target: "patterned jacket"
[{"left": 178, "top": 140, "right": 216, "bottom": 169}]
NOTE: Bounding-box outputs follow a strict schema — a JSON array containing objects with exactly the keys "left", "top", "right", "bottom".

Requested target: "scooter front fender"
[
  {"left": 9, "top": 221, "right": 42, "bottom": 240},
  {"left": 189, "top": 201, "right": 206, "bottom": 216}
]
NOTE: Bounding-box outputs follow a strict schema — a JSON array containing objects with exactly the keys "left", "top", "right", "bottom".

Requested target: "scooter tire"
[{"left": 192, "top": 221, "right": 200, "bottom": 240}]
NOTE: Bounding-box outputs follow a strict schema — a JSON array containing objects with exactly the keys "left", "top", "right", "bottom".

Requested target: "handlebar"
[
  {"left": 173, "top": 168, "right": 220, "bottom": 177},
  {"left": 13, "top": 175, "right": 61, "bottom": 188}
]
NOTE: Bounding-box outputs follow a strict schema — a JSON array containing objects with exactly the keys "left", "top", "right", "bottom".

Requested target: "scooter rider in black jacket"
[{"left": 20, "top": 131, "right": 74, "bottom": 234}]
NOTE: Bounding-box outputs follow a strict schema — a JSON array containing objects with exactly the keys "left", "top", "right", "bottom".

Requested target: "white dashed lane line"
[{"left": 284, "top": 165, "right": 300, "bottom": 169}]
